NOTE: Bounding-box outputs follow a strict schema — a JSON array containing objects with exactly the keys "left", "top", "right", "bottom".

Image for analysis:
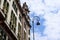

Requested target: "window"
[
  {"left": 18, "top": 23, "right": 21, "bottom": 34},
  {"left": 3, "top": 0, "right": 9, "bottom": 19},
  {"left": 24, "top": 31, "right": 26, "bottom": 40},
  {"left": 18, "top": 23, "right": 21, "bottom": 40},
  {"left": 0, "top": 28, "right": 2, "bottom": 40},
  {"left": 0, "top": 28, "right": 6, "bottom": 40},
  {"left": 19, "top": 14, "right": 21, "bottom": 21},
  {"left": 12, "top": 1, "right": 17, "bottom": 14},
  {"left": 10, "top": 11, "right": 17, "bottom": 33},
  {"left": 29, "top": 38, "right": 30, "bottom": 40},
  {"left": 9, "top": 0, "right": 11, "bottom": 1},
  {"left": 28, "top": 30, "right": 30, "bottom": 35},
  {"left": 0, "top": 0, "right": 1, "bottom": 5},
  {"left": 24, "top": 22, "right": 26, "bottom": 30},
  {"left": 18, "top": 33, "right": 20, "bottom": 40}
]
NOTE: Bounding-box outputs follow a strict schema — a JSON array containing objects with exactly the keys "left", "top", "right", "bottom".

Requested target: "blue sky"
[{"left": 20, "top": 0, "right": 60, "bottom": 40}]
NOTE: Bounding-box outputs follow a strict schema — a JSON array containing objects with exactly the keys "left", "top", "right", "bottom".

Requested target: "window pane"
[
  {"left": 3, "top": 0, "right": 9, "bottom": 19},
  {"left": 29, "top": 38, "right": 30, "bottom": 40},
  {"left": 24, "top": 22, "right": 26, "bottom": 30},
  {"left": 18, "top": 23, "right": 21, "bottom": 40},
  {"left": 12, "top": 1, "right": 17, "bottom": 14},
  {"left": 28, "top": 30, "right": 30, "bottom": 35},
  {"left": 19, "top": 14, "right": 21, "bottom": 21},
  {"left": 24, "top": 31, "right": 26, "bottom": 40},
  {"left": 0, "top": 27, "right": 6, "bottom": 40},
  {"left": 0, "top": 0, "right": 1, "bottom": 5},
  {"left": 10, "top": 11, "right": 17, "bottom": 33}
]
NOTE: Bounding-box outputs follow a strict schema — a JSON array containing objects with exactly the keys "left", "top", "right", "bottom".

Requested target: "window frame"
[
  {"left": 10, "top": 11, "right": 17, "bottom": 33},
  {"left": 18, "top": 23, "right": 21, "bottom": 40},
  {"left": 12, "top": 1, "right": 17, "bottom": 14},
  {"left": 3, "top": 0, "right": 9, "bottom": 19}
]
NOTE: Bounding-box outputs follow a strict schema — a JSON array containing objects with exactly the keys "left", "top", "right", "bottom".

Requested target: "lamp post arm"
[{"left": 33, "top": 16, "right": 40, "bottom": 22}]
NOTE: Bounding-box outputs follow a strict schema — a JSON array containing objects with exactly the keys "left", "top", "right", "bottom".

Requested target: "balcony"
[
  {"left": 1, "top": 21, "right": 17, "bottom": 40},
  {"left": 0, "top": 9, "right": 17, "bottom": 40}
]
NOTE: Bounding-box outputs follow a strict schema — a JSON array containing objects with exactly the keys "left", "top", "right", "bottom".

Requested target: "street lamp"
[{"left": 32, "top": 16, "right": 40, "bottom": 40}]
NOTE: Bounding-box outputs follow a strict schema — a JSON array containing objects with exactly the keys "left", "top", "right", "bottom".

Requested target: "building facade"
[{"left": 0, "top": 0, "right": 31, "bottom": 40}]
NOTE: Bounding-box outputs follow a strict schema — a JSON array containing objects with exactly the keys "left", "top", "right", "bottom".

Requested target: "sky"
[{"left": 20, "top": 0, "right": 60, "bottom": 40}]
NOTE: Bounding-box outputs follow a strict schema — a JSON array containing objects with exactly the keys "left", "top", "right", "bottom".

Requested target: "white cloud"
[
  {"left": 43, "top": 10, "right": 60, "bottom": 40},
  {"left": 30, "top": 11, "right": 60, "bottom": 39},
  {"left": 20, "top": 0, "right": 46, "bottom": 16},
  {"left": 45, "top": 0, "right": 60, "bottom": 8},
  {"left": 20, "top": 0, "right": 60, "bottom": 40},
  {"left": 30, "top": 32, "right": 47, "bottom": 40}
]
